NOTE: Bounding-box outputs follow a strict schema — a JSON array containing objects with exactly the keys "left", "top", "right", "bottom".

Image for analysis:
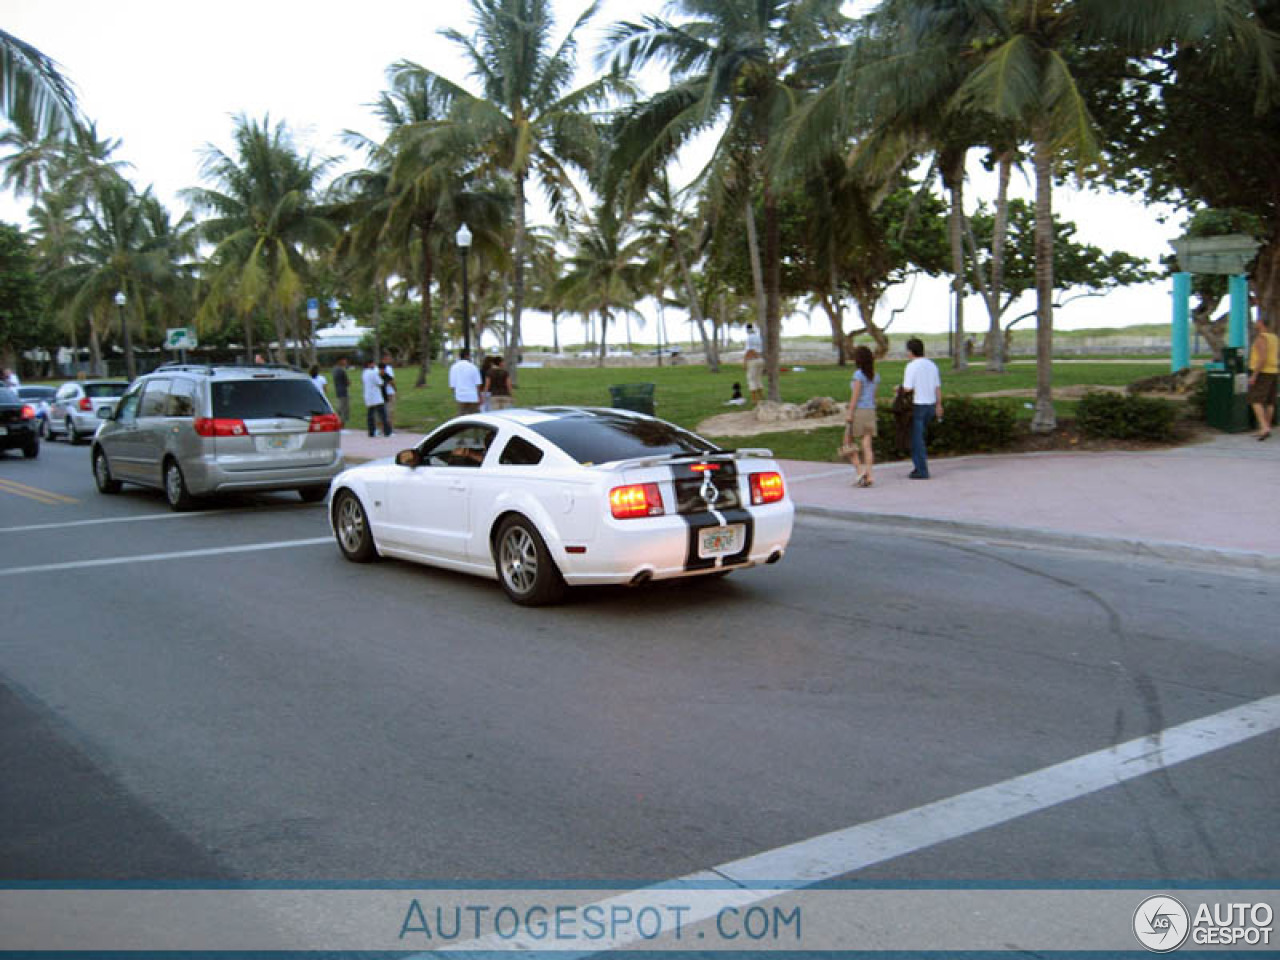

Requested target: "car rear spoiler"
[{"left": 601, "top": 448, "right": 775, "bottom": 471}]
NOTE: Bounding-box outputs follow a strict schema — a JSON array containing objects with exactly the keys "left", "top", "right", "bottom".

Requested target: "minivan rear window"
[
  {"left": 528, "top": 411, "right": 720, "bottom": 464},
  {"left": 84, "top": 383, "right": 128, "bottom": 398},
  {"left": 212, "top": 379, "right": 328, "bottom": 419}
]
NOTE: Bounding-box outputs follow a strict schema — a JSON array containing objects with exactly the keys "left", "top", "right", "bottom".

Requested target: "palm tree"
[
  {"left": 406, "top": 0, "right": 617, "bottom": 375},
  {"left": 184, "top": 115, "right": 337, "bottom": 364},
  {"left": 0, "top": 30, "right": 77, "bottom": 137},
  {"left": 604, "top": 0, "right": 847, "bottom": 401}
]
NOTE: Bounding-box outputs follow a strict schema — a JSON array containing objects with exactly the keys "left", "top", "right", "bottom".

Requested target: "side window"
[
  {"left": 498, "top": 435, "right": 544, "bottom": 466},
  {"left": 114, "top": 386, "right": 143, "bottom": 424},
  {"left": 137, "top": 379, "right": 171, "bottom": 418},
  {"left": 422, "top": 424, "right": 498, "bottom": 468},
  {"left": 166, "top": 378, "right": 197, "bottom": 417}
]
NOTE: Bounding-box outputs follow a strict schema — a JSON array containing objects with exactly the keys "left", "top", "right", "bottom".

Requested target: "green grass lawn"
[{"left": 349, "top": 358, "right": 1168, "bottom": 461}]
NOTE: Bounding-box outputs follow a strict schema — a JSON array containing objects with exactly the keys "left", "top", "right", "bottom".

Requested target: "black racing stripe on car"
[{"left": 669, "top": 460, "right": 754, "bottom": 571}]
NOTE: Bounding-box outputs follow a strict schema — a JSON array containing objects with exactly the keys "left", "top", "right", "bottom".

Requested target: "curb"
[{"left": 795, "top": 505, "right": 1280, "bottom": 574}]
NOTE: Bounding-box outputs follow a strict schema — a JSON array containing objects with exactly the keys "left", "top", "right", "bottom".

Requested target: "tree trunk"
[
  {"left": 944, "top": 150, "right": 968, "bottom": 371},
  {"left": 743, "top": 198, "right": 767, "bottom": 332},
  {"left": 596, "top": 309, "right": 609, "bottom": 367},
  {"left": 507, "top": 174, "right": 527, "bottom": 385},
  {"left": 675, "top": 241, "right": 719, "bottom": 372},
  {"left": 551, "top": 309, "right": 560, "bottom": 353},
  {"left": 1255, "top": 235, "right": 1280, "bottom": 332},
  {"left": 242, "top": 313, "right": 254, "bottom": 365},
  {"left": 820, "top": 292, "right": 846, "bottom": 365},
  {"left": 1030, "top": 130, "right": 1056, "bottom": 433},
  {"left": 272, "top": 303, "right": 289, "bottom": 365},
  {"left": 852, "top": 291, "right": 889, "bottom": 357},
  {"left": 89, "top": 322, "right": 103, "bottom": 376},
  {"left": 763, "top": 186, "right": 782, "bottom": 403},
  {"left": 986, "top": 152, "right": 1012, "bottom": 372},
  {"left": 416, "top": 217, "right": 436, "bottom": 387}
]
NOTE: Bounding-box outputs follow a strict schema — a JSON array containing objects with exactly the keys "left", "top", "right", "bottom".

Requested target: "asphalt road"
[{"left": 1, "top": 439, "right": 1277, "bottom": 885}]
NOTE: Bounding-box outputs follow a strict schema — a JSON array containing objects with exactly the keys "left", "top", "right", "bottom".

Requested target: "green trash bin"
[
  {"left": 1205, "top": 348, "right": 1252, "bottom": 432},
  {"left": 609, "top": 382, "right": 656, "bottom": 416}
]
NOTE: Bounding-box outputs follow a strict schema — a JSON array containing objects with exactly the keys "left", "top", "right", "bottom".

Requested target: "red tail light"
[
  {"left": 749, "top": 471, "right": 785, "bottom": 505},
  {"left": 609, "top": 482, "right": 665, "bottom": 519},
  {"left": 78, "top": 397, "right": 92, "bottom": 411},
  {"left": 193, "top": 417, "right": 249, "bottom": 437},
  {"left": 689, "top": 462, "right": 720, "bottom": 472},
  {"left": 308, "top": 413, "right": 342, "bottom": 433},
  {"left": 20, "top": 404, "right": 35, "bottom": 420}
]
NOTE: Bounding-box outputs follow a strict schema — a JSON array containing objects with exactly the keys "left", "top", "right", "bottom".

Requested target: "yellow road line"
[{"left": 0, "top": 476, "right": 79, "bottom": 505}]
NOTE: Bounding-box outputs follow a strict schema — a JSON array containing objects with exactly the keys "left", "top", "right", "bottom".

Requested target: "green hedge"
[
  {"left": 1076, "top": 390, "right": 1177, "bottom": 441},
  {"left": 866, "top": 396, "right": 1019, "bottom": 460}
]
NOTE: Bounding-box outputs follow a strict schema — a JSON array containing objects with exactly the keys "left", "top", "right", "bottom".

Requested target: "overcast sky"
[{"left": 3, "top": 0, "right": 1184, "bottom": 346}]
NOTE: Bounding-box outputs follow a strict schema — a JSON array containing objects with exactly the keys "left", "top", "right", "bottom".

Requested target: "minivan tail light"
[
  {"left": 308, "top": 413, "right": 342, "bottom": 433},
  {"left": 193, "top": 417, "right": 249, "bottom": 437},
  {"left": 749, "top": 471, "right": 785, "bottom": 505},
  {"left": 609, "top": 482, "right": 665, "bottom": 519},
  {"left": 78, "top": 397, "right": 93, "bottom": 411}
]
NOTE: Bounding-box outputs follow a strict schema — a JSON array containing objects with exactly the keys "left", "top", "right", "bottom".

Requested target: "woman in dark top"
[{"left": 484, "top": 355, "right": 515, "bottom": 410}]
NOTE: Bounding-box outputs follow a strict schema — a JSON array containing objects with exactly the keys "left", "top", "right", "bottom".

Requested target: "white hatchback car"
[{"left": 328, "top": 407, "right": 794, "bottom": 605}]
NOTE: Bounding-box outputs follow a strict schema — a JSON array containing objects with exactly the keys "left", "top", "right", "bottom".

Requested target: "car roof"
[
  {"left": 63, "top": 379, "right": 128, "bottom": 386},
  {"left": 149, "top": 364, "right": 310, "bottom": 380},
  {"left": 461, "top": 406, "right": 653, "bottom": 429}
]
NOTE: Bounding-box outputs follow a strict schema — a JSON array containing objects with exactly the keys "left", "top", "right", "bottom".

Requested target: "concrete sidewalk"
[{"left": 337, "top": 428, "right": 1280, "bottom": 572}]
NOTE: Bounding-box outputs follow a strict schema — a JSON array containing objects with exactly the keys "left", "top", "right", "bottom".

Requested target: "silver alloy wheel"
[
  {"left": 95, "top": 453, "right": 109, "bottom": 487},
  {"left": 65, "top": 417, "right": 76, "bottom": 442},
  {"left": 499, "top": 524, "right": 539, "bottom": 597},
  {"left": 336, "top": 494, "right": 366, "bottom": 554},
  {"left": 165, "top": 462, "right": 184, "bottom": 505}
]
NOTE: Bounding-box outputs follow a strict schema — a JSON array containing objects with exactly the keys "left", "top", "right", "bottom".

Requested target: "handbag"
[{"left": 838, "top": 423, "right": 859, "bottom": 458}]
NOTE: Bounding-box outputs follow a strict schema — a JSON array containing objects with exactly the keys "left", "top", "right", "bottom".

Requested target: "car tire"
[
  {"left": 65, "top": 417, "right": 79, "bottom": 444},
  {"left": 333, "top": 490, "right": 377, "bottom": 562},
  {"left": 494, "top": 515, "right": 565, "bottom": 606},
  {"left": 297, "top": 486, "right": 328, "bottom": 503},
  {"left": 23, "top": 440, "right": 38, "bottom": 459},
  {"left": 93, "top": 448, "right": 122, "bottom": 494},
  {"left": 163, "top": 459, "right": 194, "bottom": 511}
]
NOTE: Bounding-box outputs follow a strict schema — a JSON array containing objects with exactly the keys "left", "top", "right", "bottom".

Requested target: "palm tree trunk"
[
  {"left": 416, "top": 218, "right": 436, "bottom": 387},
  {"left": 89, "top": 320, "right": 103, "bottom": 376},
  {"left": 1031, "top": 130, "right": 1056, "bottom": 433},
  {"left": 743, "top": 197, "right": 768, "bottom": 329},
  {"left": 675, "top": 242, "right": 719, "bottom": 373},
  {"left": 944, "top": 150, "right": 968, "bottom": 371},
  {"left": 507, "top": 174, "right": 527, "bottom": 383},
  {"left": 597, "top": 309, "right": 609, "bottom": 367},
  {"left": 763, "top": 186, "right": 782, "bottom": 403},
  {"left": 272, "top": 303, "right": 289, "bottom": 365},
  {"left": 241, "top": 312, "right": 254, "bottom": 364},
  {"left": 987, "top": 152, "right": 1012, "bottom": 372}
]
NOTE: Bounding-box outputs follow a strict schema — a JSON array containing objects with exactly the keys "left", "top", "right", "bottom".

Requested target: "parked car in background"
[
  {"left": 47, "top": 380, "right": 130, "bottom": 443},
  {"left": 91, "top": 364, "right": 344, "bottom": 510},
  {"left": 0, "top": 387, "right": 40, "bottom": 458},
  {"left": 15, "top": 385, "right": 56, "bottom": 437},
  {"left": 329, "top": 406, "right": 794, "bottom": 605}
]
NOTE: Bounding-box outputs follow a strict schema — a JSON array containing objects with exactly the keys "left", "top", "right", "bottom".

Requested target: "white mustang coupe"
[{"left": 328, "top": 406, "right": 794, "bottom": 605}]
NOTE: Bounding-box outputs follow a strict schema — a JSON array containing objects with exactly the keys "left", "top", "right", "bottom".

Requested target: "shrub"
[
  {"left": 1076, "top": 390, "right": 1177, "bottom": 441},
  {"left": 869, "top": 396, "right": 1017, "bottom": 460}
]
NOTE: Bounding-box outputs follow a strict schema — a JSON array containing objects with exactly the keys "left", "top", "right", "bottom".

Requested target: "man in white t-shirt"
[
  {"left": 449, "top": 348, "right": 483, "bottom": 415},
  {"left": 902, "top": 338, "right": 943, "bottom": 479},
  {"left": 361, "top": 359, "right": 391, "bottom": 437},
  {"left": 743, "top": 323, "right": 765, "bottom": 404}
]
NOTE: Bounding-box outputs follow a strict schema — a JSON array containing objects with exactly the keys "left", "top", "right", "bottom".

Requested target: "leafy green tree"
[
  {"left": 0, "top": 221, "right": 43, "bottom": 372},
  {"left": 605, "top": 0, "right": 848, "bottom": 401},
  {"left": 184, "top": 115, "right": 337, "bottom": 364},
  {"left": 0, "top": 30, "right": 77, "bottom": 138}
]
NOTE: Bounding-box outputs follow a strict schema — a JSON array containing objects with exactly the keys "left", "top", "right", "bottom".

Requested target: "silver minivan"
[{"left": 91, "top": 364, "right": 345, "bottom": 510}]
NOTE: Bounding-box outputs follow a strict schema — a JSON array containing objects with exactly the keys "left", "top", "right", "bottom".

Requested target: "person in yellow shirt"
[{"left": 1248, "top": 318, "right": 1278, "bottom": 441}]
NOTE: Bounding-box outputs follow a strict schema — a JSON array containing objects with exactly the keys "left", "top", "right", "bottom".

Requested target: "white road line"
[
  {"left": 0, "top": 505, "right": 314, "bottom": 534},
  {"left": 0, "top": 538, "right": 332, "bottom": 577},
  {"left": 424, "top": 692, "right": 1280, "bottom": 954}
]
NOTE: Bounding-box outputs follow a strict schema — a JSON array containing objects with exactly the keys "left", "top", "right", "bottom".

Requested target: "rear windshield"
[
  {"left": 0, "top": 389, "right": 17, "bottom": 404},
  {"left": 528, "top": 412, "right": 721, "bottom": 465},
  {"left": 212, "top": 379, "right": 328, "bottom": 419},
  {"left": 84, "top": 383, "right": 129, "bottom": 398},
  {"left": 18, "top": 387, "right": 55, "bottom": 399}
]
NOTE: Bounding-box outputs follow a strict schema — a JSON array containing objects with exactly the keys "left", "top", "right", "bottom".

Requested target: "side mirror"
[{"left": 395, "top": 448, "right": 422, "bottom": 468}]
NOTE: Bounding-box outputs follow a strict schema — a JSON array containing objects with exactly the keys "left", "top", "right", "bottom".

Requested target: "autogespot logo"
[{"left": 1134, "top": 895, "right": 1191, "bottom": 952}]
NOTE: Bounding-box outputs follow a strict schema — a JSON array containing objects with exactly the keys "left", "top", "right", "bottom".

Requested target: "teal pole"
[
  {"left": 1172, "top": 272, "right": 1191, "bottom": 372},
  {"left": 1228, "top": 274, "right": 1249, "bottom": 349}
]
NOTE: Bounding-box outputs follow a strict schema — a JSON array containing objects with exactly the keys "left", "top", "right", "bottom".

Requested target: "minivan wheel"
[
  {"left": 93, "top": 449, "right": 121, "bottom": 494},
  {"left": 333, "top": 490, "right": 377, "bottom": 562},
  {"left": 164, "top": 459, "right": 193, "bottom": 511},
  {"left": 65, "top": 417, "right": 79, "bottom": 444},
  {"left": 494, "top": 515, "right": 565, "bottom": 606}
]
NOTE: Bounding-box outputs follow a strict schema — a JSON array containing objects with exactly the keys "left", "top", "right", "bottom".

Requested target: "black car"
[{"left": 0, "top": 387, "right": 40, "bottom": 458}]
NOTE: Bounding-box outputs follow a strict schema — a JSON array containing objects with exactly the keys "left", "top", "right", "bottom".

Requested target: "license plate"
[
  {"left": 698, "top": 524, "right": 743, "bottom": 558},
  {"left": 255, "top": 434, "right": 300, "bottom": 452}
]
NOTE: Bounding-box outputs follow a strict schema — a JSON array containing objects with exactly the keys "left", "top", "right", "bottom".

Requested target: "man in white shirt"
[
  {"left": 743, "top": 323, "right": 764, "bottom": 405},
  {"left": 902, "top": 337, "right": 943, "bottom": 479},
  {"left": 361, "top": 359, "right": 391, "bottom": 437},
  {"left": 449, "top": 348, "right": 483, "bottom": 415}
]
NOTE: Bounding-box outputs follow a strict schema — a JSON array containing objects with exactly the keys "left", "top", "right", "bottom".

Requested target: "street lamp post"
[
  {"left": 114, "top": 290, "right": 136, "bottom": 380},
  {"left": 456, "top": 223, "right": 472, "bottom": 355}
]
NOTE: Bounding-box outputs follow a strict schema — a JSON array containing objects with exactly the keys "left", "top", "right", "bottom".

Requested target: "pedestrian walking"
[
  {"left": 484, "top": 355, "right": 515, "bottom": 410},
  {"left": 449, "top": 348, "right": 483, "bottom": 415},
  {"left": 478, "top": 355, "right": 494, "bottom": 412},
  {"left": 379, "top": 354, "right": 396, "bottom": 430},
  {"left": 332, "top": 356, "right": 350, "bottom": 424},
  {"left": 743, "top": 323, "right": 764, "bottom": 405},
  {"left": 362, "top": 359, "right": 391, "bottom": 437},
  {"left": 1249, "top": 318, "right": 1278, "bottom": 441},
  {"left": 309, "top": 364, "right": 327, "bottom": 394},
  {"left": 903, "top": 337, "right": 943, "bottom": 479},
  {"left": 843, "top": 345, "right": 880, "bottom": 487}
]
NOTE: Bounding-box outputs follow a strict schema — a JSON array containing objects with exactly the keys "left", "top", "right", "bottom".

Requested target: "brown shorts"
[
  {"left": 849, "top": 408, "right": 877, "bottom": 438},
  {"left": 1248, "top": 372, "right": 1277, "bottom": 406}
]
